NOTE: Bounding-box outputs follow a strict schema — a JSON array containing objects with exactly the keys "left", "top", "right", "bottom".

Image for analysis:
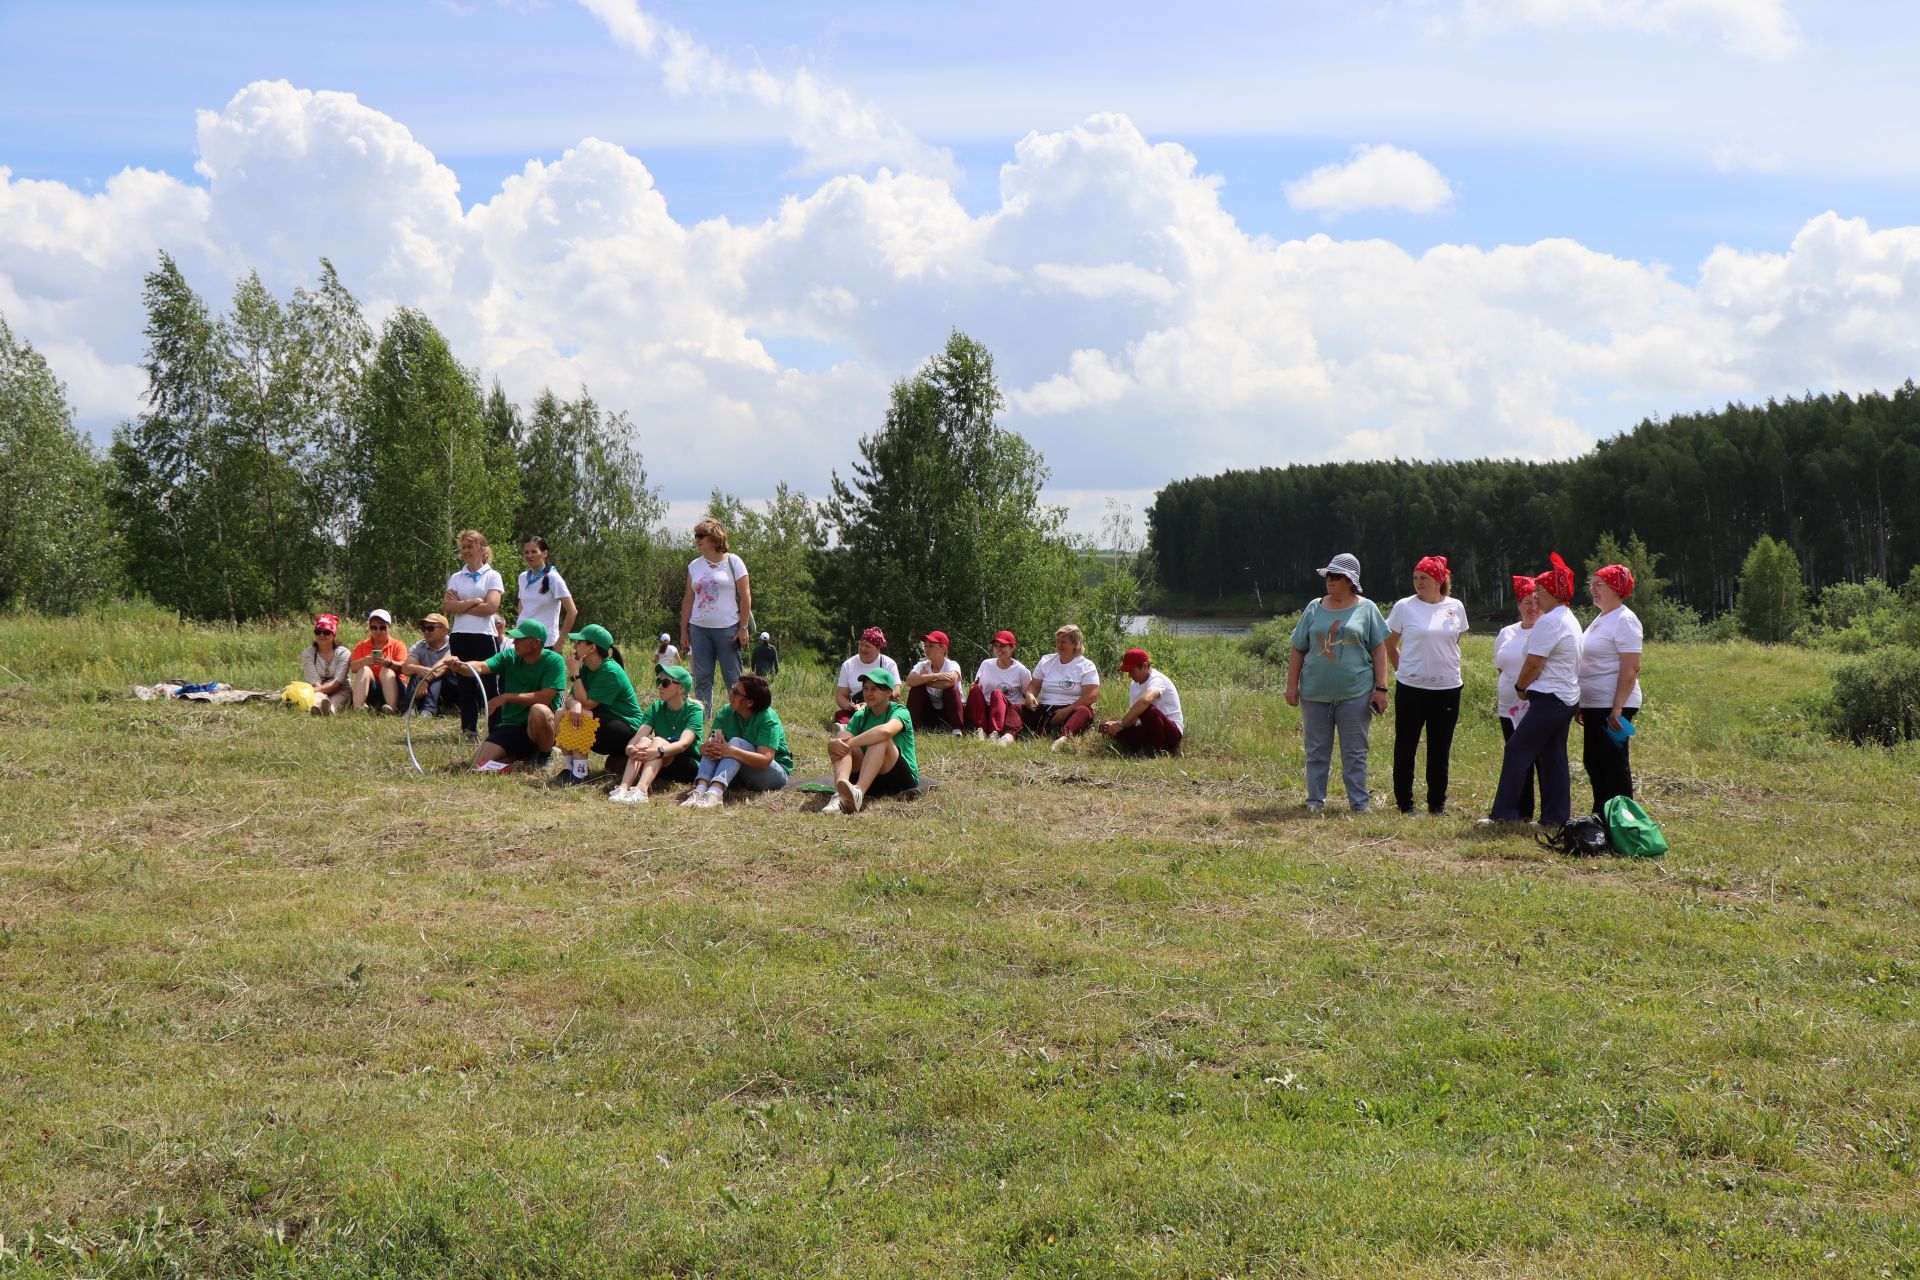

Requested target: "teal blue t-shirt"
[{"left": 1290, "top": 597, "right": 1389, "bottom": 703}]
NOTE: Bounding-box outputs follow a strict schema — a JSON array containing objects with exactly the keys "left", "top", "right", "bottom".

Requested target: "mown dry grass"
[{"left": 1, "top": 606, "right": 1917, "bottom": 1277}]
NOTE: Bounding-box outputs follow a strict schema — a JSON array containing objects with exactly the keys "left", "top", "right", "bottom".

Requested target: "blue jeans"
[
  {"left": 689, "top": 624, "right": 743, "bottom": 719},
  {"left": 1302, "top": 695, "right": 1373, "bottom": 809},
  {"left": 695, "top": 736, "right": 789, "bottom": 791}
]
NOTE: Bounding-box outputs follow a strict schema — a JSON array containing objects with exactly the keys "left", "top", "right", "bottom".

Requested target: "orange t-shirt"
[{"left": 350, "top": 636, "right": 408, "bottom": 670}]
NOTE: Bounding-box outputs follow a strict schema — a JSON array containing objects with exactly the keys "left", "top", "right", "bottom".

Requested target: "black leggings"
[
  {"left": 1393, "top": 683, "right": 1461, "bottom": 813},
  {"left": 447, "top": 632, "right": 499, "bottom": 735},
  {"left": 1581, "top": 705, "right": 1638, "bottom": 813}
]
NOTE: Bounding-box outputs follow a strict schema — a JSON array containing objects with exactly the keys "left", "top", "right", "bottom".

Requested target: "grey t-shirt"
[
  {"left": 407, "top": 637, "right": 451, "bottom": 671},
  {"left": 301, "top": 645, "right": 349, "bottom": 687}
]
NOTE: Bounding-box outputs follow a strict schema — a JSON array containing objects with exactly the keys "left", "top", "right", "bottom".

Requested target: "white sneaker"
[
  {"left": 974, "top": 728, "right": 987, "bottom": 741},
  {"left": 608, "top": 786, "right": 628, "bottom": 804},
  {"left": 1050, "top": 735, "right": 1072, "bottom": 753},
  {"left": 626, "top": 787, "right": 650, "bottom": 804},
  {"left": 846, "top": 783, "right": 864, "bottom": 813},
  {"left": 700, "top": 788, "right": 725, "bottom": 808},
  {"left": 834, "top": 777, "right": 857, "bottom": 812},
  {"left": 820, "top": 797, "right": 842, "bottom": 814},
  {"left": 997, "top": 732, "right": 1016, "bottom": 746},
  {"left": 951, "top": 728, "right": 963, "bottom": 737},
  {"left": 680, "top": 787, "right": 706, "bottom": 806}
]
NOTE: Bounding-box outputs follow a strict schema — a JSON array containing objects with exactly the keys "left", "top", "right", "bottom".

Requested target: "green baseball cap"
[
  {"left": 568, "top": 623, "right": 613, "bottom": 649},
  {"left": 656, "top": 663, "right": 693, "bottom": 693},
  {"left": 858, "top": 667, "right": 898, "bottom": 691},
  {"left": 505, "top": 618, "right": 548, "bottom": 643}
]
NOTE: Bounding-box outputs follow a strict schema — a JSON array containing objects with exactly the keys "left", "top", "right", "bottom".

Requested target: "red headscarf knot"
[
  {"left": 1510, "top": 575, "right": 1537, "bottom": 600},
  {"left": 1532, "top": 553, "right": 1575, "bottom": 603},
  {"left": 861, "top": 626, "right": 888, "bottom": 650},
  {"left": 1414, "top": 555, "right": 1450, "bottom": 582},
  {"left": 1594, "top": 563, "right": 1635, "bottom": 599}
]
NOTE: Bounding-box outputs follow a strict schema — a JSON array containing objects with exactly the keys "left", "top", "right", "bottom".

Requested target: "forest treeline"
[
  {"left": 0, "top": 256, "right": 1136, "bottom": 665},
  {"left": 1147, "top": 384, "right": 1920, "bottom": 617}
]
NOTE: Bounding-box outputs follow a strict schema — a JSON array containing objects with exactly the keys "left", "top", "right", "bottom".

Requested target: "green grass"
[{"left": 2, "top": 603, "right": 1917, "bottom": 1277}]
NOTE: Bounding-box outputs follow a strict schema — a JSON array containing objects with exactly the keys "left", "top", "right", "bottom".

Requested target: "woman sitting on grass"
[
  {"left": 966, "top": 629, "right": 1030, "bottom": 743},
  {"left": 685, "top": 674, "right": 793, "bottom": 808},
  {"left": 833, "top": 627, "right": 900, "bottom": 725},
  {"left": 300, "top": 614, "right": 351, "bottom": 715},
  {"left": 610, "top": 664, "right": 705, "bottom": 804},
  {"left": 557, "top": 624, "right": 641, "bottom": 786},
  {"left": 1023, "top": 624, "right": 1101, "bottom": 751},
  {"left": 904, "top": 630, "right": 965, "bottom": 735},
  {"left": 824, "top": 668, "right": 918, "bottom": 814},
  {"left": 1099, "top": 648, "right": 1184, "bottom": 755}
]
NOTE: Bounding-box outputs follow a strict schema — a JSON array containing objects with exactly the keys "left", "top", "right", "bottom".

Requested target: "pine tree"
[{"left": 1736, "top": 535, "right": 1807, "bottom": 643}]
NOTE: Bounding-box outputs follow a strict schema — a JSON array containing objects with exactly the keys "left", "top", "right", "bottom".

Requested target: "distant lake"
[{"left": 1126, "top": 614, "right": 1263, "bottom": 638}]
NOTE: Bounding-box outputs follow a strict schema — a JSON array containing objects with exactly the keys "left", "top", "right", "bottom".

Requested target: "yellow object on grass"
[
  {"left": 553, "top": 713, "right": 601, "bottom": 755},
  {"left": 281, "top": 681, "right": 321, "bottom": 712}
]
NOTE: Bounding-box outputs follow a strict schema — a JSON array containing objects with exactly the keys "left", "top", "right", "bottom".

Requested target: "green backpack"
[{"left": 1602, "top": 796, "right": 1668, "bottom": 858}]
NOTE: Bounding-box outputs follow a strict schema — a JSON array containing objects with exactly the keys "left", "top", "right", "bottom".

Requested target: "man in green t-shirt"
[
  {"left": 435, "top": 618, "right": 567, "bottom": 770},
  {"left": 823, "top": 667, "right": 917, "bottom": 814}
]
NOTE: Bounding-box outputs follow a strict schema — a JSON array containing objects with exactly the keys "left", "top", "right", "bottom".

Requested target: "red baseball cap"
[
  {"left": 1119, "top": 647, "right": 1151, "bottom": 673},
  {"left": 922, "top": 630, "right": 949, "bottom": 646},
  {"left": 993, "top": 630, "right": 1016, "bottom": 646}
]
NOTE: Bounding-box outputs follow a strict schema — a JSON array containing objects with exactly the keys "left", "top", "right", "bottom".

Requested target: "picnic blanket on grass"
[{"left": 133, "top": 680, "right": 277, "bottom": 704}]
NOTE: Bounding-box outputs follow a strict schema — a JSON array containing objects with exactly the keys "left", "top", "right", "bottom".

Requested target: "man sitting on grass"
[
  {"left": 434, "top": 618, "right": 566, "bottom": 772},
  {"left": 1099, "top": 647, "right": 1185, "bottom": 756}
]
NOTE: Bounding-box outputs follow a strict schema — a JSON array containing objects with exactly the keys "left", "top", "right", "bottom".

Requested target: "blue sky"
[{"left": 3, "top": 0, "right": 1918, "bottom": 526}]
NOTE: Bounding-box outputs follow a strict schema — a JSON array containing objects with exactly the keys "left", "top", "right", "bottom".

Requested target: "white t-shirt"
[
  {"left": 517, "top": 566, "right": 572, "bottom": 646},
  {"left": 974, "top": 658, "right": 1031, "bottom": 700},
  {"left": 687, "top": 553, "right": 749, "bottom": 629},
  {"left": 655, "top": 644, "right": 681, "bottom": 667},
  {"left": 1387, "top": 595, "right": 1469, "bottom": 690},
  {"left": 1523, "top": 605, "right": 1584, "bottom": 706},
  {"left": 1492, "top": 621, "right": 1532, "bottom": 723},
  {"left": 447, "top": 565, "right": 504, "bottom": 636},
  {"left": 908, "top": 657, "right": 962, "bottom": 706},
  {"left": 837, "top": 652, "right": 900, "bottom": 696},
  {"left": 1130, "top": 670, "right": 1183, "bottom": 732},
  {"left": 1033, "top": 653, "right": 1100, "bottom": 706},
  {"left": 1579, "top": 606, "right": 1644, "bottom": 710}
]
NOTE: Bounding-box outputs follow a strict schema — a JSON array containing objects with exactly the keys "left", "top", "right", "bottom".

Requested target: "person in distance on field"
[
  {"left": 434, "top": 618, "right": 566, "bottom": 771},
  {"left": 300, "top": 614, "right": 351, "bottom": 715},
  {"left": 685, "top": 674, "right": 793, "bottom": 808},
  {"left": 442, "top": 529, "right": 505, "bottom": 737},
  {"left": 1099, "top": 648, "right": 1184, "bottom": 755},
  {"left": 1386, "top": 556, "right": 1470, "bottom": 816},
  {"left": 752, "top": 630, "right": 780, "bottom": 678},
  {"left": 823, "top": 668, "right": 919, "bottom": 814},
  {"left": 1024, "top": 624, "right": 1102, "bottom": 752},
  {"left": 348, "top": 608, "right": 409, "bottom": 712},
  {"left": 1578, "top": 563, "right": 1644, "bottom": 813},
  {"left": 655, "top": 633, "right": 680, "bottom": 668},
  {"left": 516, "top": 535, "right": 576, "bottom": 656},
  {"left": 1286, "top": 553, "right": 1389, "bottom": 813},
  {"left": 1490, "top": 578, "right": 1543, "bottom": 822},
  {"left": 680, "top": 518, "right": 752, "bottom": 719},
  {"left": 833, "top": 626, "right": 900, "bottom": 725},
  {"left": 965, "top": 629, "right": 1031, "bottom": 744},
  {"left": 556, "top": 624, "right": 641, "bottom": 785},
  {"left": 397, "top": 612, "right": 455, "bottom": 717},
  {"left": 610, "top": 663, "right": 705, "bottom": 804},
  {"left": 904, "top": 630, "right": 965, "bottom": 736},
  {"left": 1482, "top": 553, "right": 1583, "bottom": 828}
]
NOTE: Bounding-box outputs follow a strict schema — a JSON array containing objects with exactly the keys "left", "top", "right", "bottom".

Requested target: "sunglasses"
[
  {"left": 655, "top": 678, "right": 675, "bottom": 688},
  {"left": 368, "top": 624, "right": 388, "bottom": 630},
  {"left": 313, "top": 629, "right": 333, "bottom": 636}
]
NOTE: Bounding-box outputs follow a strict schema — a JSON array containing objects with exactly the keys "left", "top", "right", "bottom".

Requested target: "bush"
[
  {"left": 1735, "top": 535, "right": 1807, "bottom": 643},
  {"left": 1824, "top": 646, "right": 1920, "bottom": 745},
  {"left": 1240, "top": 612, "right": 1303, "bottom": 666}
]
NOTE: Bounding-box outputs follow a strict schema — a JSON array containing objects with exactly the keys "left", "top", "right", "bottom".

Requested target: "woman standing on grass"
[
  {"left": 517, "top": 536, "right": 576, "bottom": 655},
  {"left": 680, "top": 520, "right": 752, "bottom": 720},
  {"left": 1023, "top": 624, "right": 1101, "bottom": 751},
  {"left": 556, "top": 624, "right": 641, "bottom": 785},
  {"left": 1491, "top": 576, "right": 1544, "bottom": 822},
  {"left": 1483, "top": 553, "right": 1583, "bottom": 828},
  {"left": 300, "top": 613, "right": 351, "bottom": 715},
  {"left": 1386, "top": 555, "right": 1470, "bottom": 816},
  {"left": 685, "top": 674, "right": 792, "bottom": 808},
  {"left": 966, "top": 629, "right": 1031, "bottom": 743},
  {"left": 1286, "top": 553, "right": 1390, "bottom": 813},
  {"left": 442, "top": 529, "right": 505, "bottom": 737},
  {"left": 1579, "top": 563, "right": 1644, "bottom": 813},
  {"left": 610, "top": 663, "right": 705, "bottom": 804}
]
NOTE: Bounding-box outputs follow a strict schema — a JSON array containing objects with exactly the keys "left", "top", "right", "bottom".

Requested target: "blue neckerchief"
[
  {"left": 464, "top": 563, "right": 490, "bottom": 584},
  {"left": 524, "top": 566, "right": 550, "bottom": 586}
]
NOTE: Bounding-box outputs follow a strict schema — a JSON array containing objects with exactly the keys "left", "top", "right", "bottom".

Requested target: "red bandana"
[
  {"left": 1594, "top": 563, "right": 1635, "bottom": 599},
  {"left": 1533, "top": 552, "right": 1574, "bottom": 603},
  {"left": 861, "top": 626, "right": 887, "bottom": 649},
  {"left": 1414, "top": 554, "right": 1450, "bottom": 582},
  {"left": 1511, "top": 575, "right": 1537, "bottom": 600}
]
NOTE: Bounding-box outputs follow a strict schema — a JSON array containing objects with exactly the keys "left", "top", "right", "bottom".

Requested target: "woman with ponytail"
[
  {"left": 558, "top": 624, "right": 642, "bottom": 784},
  {"left": 442, "top": 530, "right": 505, "bottom": 736},
  {"left": 1579, "top": 563, "right": 1644, "bottom": 812},
  {"left": 1386, "top": 554, "right": 1469, "bottom": 816},
  {"left": 517, "top": 536, "right": 576, "bottom": 655},
  {"left": 1482, "top": 553, "right": 1584, "bottom": 828}
]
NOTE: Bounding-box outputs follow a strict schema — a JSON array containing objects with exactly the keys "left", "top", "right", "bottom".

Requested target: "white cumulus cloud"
[
  {"left": 1458, "top": 0, "right": 1801, "bottom": 59},
  {"left": 1285, "top": 145, "right": 1456, "bottom": 218}
]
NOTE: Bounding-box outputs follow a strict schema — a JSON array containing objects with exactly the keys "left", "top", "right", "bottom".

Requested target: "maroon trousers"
[
  {"left": 964, "top": 685, "right": 1022, "bottom": 736},
  {"left": 1113, "top": 704, "right": 1183, "bottom": 755},
  {"left": 906, "top": 684, "right": 964, "bottom": 731},
  {"left": 1023, "top": 702, "right": 1096, "bottom": 738}
]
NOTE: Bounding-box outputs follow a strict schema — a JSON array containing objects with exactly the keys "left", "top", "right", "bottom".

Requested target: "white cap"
[
  {"left": 660, "top": 633, "right": 671, "bottom": 643},
  {"left": 760, "top": 632, "right": 770, "bottom": 641},
  {"left": 367, "top": 608, "right": 393, "bottom": 625}
]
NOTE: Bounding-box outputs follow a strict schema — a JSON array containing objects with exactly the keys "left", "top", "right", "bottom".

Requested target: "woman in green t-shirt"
[
  {"left": 557, "top": 624, "right": 643, "bottom": 784},
  {"left": 823, "top": 668, "right": 917, "bottom": 814},
  {"left": 1285, "top": 553, "right": 1391, "bottom": 814},
  {"left": 611, "top": 664, "right": 706, "bottom": 803},
  {"left": 685, "top": 674, "right": 793, "bottom": 808}
]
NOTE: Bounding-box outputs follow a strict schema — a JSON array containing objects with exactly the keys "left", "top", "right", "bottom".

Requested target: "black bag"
[{"left": 1537, "top": 814, "right": 1611, "bottom": 857}]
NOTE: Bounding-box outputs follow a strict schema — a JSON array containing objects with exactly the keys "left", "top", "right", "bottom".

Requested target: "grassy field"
[{"left": 2, "top": 604, "right": 1917, "bottom": 1278}]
